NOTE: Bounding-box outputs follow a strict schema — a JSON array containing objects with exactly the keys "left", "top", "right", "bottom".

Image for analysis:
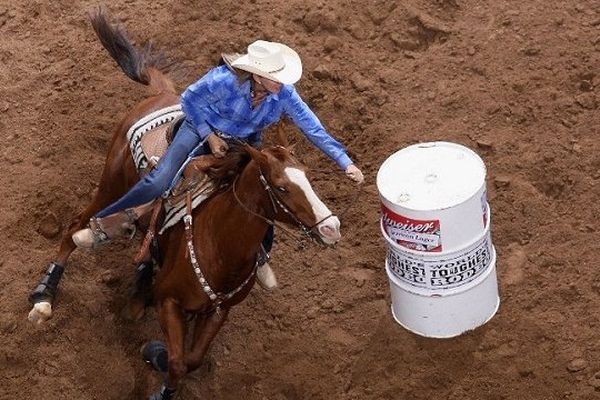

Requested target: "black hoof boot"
[
  {"left": 142, "top": 340, "right": 168, "bottom": 373},
  {"left": 29, "top": 262, "right": 64, "bottom": 305},
  {"left": 149, "top": 384, "right": 176, "bottom": 400}
]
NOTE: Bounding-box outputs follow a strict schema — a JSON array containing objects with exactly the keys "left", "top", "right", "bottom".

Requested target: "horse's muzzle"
[{"left": 316, "top": 215, "right": 341, "bottom": 245}]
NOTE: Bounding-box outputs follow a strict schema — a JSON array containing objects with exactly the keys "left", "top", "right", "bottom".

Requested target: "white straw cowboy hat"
[{"left": 230, "top": 40, "right": 302, "bottom": 85}]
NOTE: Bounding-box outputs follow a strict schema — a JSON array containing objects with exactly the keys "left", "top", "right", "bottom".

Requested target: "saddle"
[{"left": 139, "top": 115, "right": 218, "bottom": 202}]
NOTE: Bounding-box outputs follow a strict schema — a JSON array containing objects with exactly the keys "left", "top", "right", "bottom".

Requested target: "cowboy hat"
[{"left": 230, "top": 40, "right": 302, "bottom": 85}]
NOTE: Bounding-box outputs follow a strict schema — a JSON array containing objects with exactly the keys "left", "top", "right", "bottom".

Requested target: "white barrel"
[
  {"left": 377, "top": 141, "right": 500, "bottom": 338},
  {"left": 377, "top": 142, "right": 488, "bottom": 253},
  {"left": 386, "top": 252, "right": 500, "bottom": 338}
]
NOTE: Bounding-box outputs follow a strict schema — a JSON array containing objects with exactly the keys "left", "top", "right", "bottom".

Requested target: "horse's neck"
[{"left": 196, "top": 162, "right": 272, "bottom": 271}]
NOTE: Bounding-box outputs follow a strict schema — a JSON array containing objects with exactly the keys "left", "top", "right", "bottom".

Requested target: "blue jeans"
[{"left": 96, "top": 119, "right": 274, "bottom": 251}]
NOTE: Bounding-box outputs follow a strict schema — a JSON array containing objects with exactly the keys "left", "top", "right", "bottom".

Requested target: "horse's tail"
[{"left": 89, "top": 7, "right": 178, "bottom": 94}]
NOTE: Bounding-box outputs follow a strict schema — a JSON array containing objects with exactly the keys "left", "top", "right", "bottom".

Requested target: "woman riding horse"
[
  {"left": 72, "top": 38, "right": 364, "bottom": 290},
  {"left": 24, "top": 9, "right": 353, "bottom": 399}
]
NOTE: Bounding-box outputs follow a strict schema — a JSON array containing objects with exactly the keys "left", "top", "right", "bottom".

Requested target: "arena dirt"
[{"left": 1, "top": 0, "right": 600, "bottom": 399}]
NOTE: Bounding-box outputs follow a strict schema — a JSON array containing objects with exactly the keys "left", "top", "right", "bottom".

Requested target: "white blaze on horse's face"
[{"left": 284, "top": 167, "right": 341, "bottom": 244}]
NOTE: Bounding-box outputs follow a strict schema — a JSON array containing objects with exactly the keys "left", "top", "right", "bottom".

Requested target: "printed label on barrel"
[
  {"left": 381, "top": 204, "right": 442, "bottom": 252},
  {"left": 386, "top": 231, "right": 494, "bottom": 291}
]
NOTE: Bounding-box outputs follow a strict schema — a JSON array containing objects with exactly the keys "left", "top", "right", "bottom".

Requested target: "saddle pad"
[
  {"left": 126, "top": 104, "right": 184, "bottom": 171},
  {"left": 125, "top": 104, "right": 216, "bottom": 233}
]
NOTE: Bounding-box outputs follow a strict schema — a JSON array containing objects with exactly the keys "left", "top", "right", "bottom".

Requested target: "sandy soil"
[{"left": 1, "top": 0, "right": 600, "bottom": 399}]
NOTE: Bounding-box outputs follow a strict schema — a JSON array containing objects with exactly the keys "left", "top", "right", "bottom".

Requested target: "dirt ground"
[{"left": 1, "top": 0, "right": 600, "bottom": 399}]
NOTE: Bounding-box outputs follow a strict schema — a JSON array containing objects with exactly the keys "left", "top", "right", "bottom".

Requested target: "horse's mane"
[
  {"left": 266, "top": 145, "right": 296, "bottom": 163},
  {"left": 206, "top": 144, "right": 298, "bottom": 190},
  {"left": 207, "top": 144, "right": 252, "bottom": 188}
]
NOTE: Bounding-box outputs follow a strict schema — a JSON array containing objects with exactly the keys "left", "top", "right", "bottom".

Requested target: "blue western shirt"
[{"left": 180, "top": 65, "right": 353, "bottom": 169}]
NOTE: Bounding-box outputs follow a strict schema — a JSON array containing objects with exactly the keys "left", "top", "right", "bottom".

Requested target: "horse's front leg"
[
  {"left": 149, "top": 298, "right": 188, "bottom": 400},
  {"left": 185, "top": 307, "right": 229, "bottom": 372}
]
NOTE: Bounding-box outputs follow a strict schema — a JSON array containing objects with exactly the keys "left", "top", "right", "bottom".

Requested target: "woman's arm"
[{"left": 282, "top": 86, "right": 353, "bottom": 170}]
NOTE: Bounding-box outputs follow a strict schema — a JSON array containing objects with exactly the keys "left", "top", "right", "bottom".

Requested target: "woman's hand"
[
  {"left": 207, "top": 133, "right": 229, "bottom": 158},
  {"left": 345, "top": 164, "right": 364, "bottom": 184}
]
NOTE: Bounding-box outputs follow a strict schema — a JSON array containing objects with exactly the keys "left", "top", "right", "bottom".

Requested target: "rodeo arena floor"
[{"left": 2, "top": 1, "right": 600, "bottom": 399}]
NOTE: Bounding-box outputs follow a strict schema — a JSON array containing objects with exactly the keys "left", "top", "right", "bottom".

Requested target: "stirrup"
[{"left": 149, "top": 384, "right": 176, "bottom": 400}]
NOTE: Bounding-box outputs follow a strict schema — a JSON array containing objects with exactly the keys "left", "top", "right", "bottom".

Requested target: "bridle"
[{"left": 232, "top": 168, "right": 337, "bottom": 244}]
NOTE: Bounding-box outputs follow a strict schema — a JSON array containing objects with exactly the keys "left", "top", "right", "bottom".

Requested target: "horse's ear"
[
  {"left": 274, "top": 120, "right": 289, "bottom": 148},
  {"left": 245, "top": 144, "right": 268, "bottom": 167}
]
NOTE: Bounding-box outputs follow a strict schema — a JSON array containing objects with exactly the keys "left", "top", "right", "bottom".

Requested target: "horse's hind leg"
[
  {"left": 28, "top": 205, "right": 102, "bottom": 324},
  {"left": 28, "top": 176, "right": 125, "bottom": 324}
]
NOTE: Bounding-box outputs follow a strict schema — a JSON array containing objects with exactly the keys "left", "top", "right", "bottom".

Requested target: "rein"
[
  {"left": 258, "top": 172, "right": 336, "bottom": 237},
  {"left": 181, "top": 165, "right": 322, "bottom": 312},
  {"left": 226, "top": 139, "right": 336, "bottom": 245}
]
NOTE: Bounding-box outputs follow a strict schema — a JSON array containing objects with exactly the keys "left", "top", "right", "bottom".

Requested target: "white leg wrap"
[{"left": 256, "top": 263, "right": 278, "bottom": 290}]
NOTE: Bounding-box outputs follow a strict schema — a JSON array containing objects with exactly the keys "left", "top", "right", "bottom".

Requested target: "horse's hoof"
[
  {"left": 141, "top": 340, "right": 168, "bottom": 373},
  {"left": 148, "top": 392, "right": 161, "bottom": 400},
  {"left": 148, "top": 390, "right": 165, "bottom": 400},
  {"left": 28, "top": 301, "right": 52, "bottom": 325}
]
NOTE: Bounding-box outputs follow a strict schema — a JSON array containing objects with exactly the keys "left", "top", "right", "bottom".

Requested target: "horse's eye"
[{"left": 277, "top": 186, "right": 287, "bottom": 193}]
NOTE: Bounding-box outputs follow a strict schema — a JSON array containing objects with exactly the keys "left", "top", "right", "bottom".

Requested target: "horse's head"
[{"left": 245, "top": 145, "right": 341, "bottom": 245}]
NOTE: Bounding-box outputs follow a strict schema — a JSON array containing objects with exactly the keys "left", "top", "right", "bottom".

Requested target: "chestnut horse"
[{"left": 27, "top": 8, "right": 341, "bottom": 400}]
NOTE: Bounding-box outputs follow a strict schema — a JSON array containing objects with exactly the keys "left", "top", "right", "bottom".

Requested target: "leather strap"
[
  {"left": 183, "top": 191, "right": 257, "bottom": 310},
  {"left": 134, "top": 200, "right": 163, "bottom": 264}
]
